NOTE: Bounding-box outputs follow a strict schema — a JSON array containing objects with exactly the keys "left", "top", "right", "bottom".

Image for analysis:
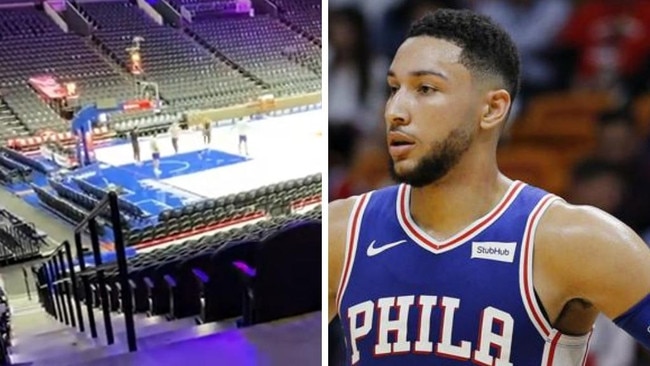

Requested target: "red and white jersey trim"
[
  {"left": 540, "top": 329, "right": 593, "bottom": 366},
  {"left": 396, "top": 180, "right": 526, "bottom": 254},
  {"left": 336, "top": 193, "right": 373, "bottom": 315},
  {"left": 519, "top": 193, "right": 592, "bottom": 365}
]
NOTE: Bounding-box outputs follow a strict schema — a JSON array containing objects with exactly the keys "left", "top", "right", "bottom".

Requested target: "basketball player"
[
  {"left": 129, "top": 127, "right": 140, "bottom": 164},
  {"left": 233, "top": 116, "right": 249, "bottom": 156},
  {"left": 202, "top": 120, "right": 212, "bottom": 146},
  {"left": 198, "top": 119, "right": 212, "bottom": 159},
  {"left": 169, "top": 121, "right": 181, "bottom": 154},
  {"left": 328, "top": 10, "right": 650, "bottom": 365},
  {"left": 150, "top": 134, "right": 161, "bottom": 177}
]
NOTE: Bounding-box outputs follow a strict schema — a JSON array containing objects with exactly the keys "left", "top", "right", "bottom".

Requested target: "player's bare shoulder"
[
  {"left": 535, "top": 199, "right": 650, "bottom": 318},
  {"left": 536, "top": 199, "right": 647, "bottom": 265},
  {"left": 329, "top": 196, "right": 360, "bottom": 272},
  {"left": 328, "top": 196, "right": 360, "bottom": 320},
  {"left": 537, "top": 199, "right": 641, "bottom": 251},
  {"left": 329, "top": 197, "right": 358, "bottom": 244}
]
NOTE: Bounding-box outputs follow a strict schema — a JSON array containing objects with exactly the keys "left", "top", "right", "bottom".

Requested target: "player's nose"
[{"left": 385, "top": 93, "right": 410, "bottom": 127}]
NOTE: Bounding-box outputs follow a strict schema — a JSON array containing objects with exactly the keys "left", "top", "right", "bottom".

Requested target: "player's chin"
[
  {"left": 389, "top": 158, "right": 417, "bottom": 177},
  {"left": 389, "top": 146, "right": 419, "bottom": 165}
]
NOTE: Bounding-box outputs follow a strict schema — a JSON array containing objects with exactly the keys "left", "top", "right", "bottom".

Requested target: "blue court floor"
[{"left": 81, "top": 148, "right": 249, "bottom": 217}]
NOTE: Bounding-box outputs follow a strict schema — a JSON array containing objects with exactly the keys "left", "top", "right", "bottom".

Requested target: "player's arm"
[
  {"left": 538, "top": 202, "right": 650, "bottom": 347},
  {"left": 328, "top": 196, "right": 357, "bottom": 322}
]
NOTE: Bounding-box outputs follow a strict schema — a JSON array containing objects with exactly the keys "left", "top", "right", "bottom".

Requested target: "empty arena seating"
[
  {"left": 47, "top": 178, "right": 132, "bottom": 229},
  {"left": 0, "top": 166, "right": 20, "bottom": 186},
  {"left": 29, "top": 173, "right": 158, "bottom": 235},
  {"left": 0, "top": 3, "right": 321, "bottom": 141},
  {"left": 1, "top": 85, "right": 65, "bottom": 136},
  {"left": 0, "top": 208, "right": 47, "bottom": 242},
  {"left": 34, "top": 205, "right": 321, "bottom": 332},
  {"left": 270, "top": 0, "right": 321, "bottom": 42},
  {"left": 0, "top": 147, "right": 53, "bottom": 175},
  {"left": 0, "top": 7, "right": 133, "bottom": 136},
  {"left": 78, "top": 1, "right": 261, "bottom": 110},
  {"left": 128, "top": 173, "right": 321, "bottom": 247},
  {"left": 0, "top": 98, "right": 27, "bottom": 142},
  {"left": 0, "top": 208, "right": 47, "bottom": 263},
  {"left": 0, "top": 229, "right": 24, "bottom": 263},
  {"left": 31, "top": 184, "right": 108, "bottom": 236},
  {"left": 234, "top": 219, "right": 321, "bottom": 325},
  {"left": 189, "top": 14, "right": 321, "bottom": 96},
  {"left": 71, "top": 178, "right": 146, "bottom": 218},
  {"left": 28, "top": 169, "right": 321, "bottom": 252},
  {"left": 0, "top": 146, "right": 39, "bottom": 185}
]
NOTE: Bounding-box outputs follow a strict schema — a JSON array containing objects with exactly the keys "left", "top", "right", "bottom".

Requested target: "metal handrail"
[
  {"left": 32, "top": 190, "right": 137, "bottom": 352},
  {"left": 74, "top": 194, "right": 111, "bottom": 231}
]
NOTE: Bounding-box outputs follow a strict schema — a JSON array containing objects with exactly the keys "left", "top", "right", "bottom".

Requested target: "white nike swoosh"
[{"left": 366, "top": 240, "right": 408, "bottom": 257}]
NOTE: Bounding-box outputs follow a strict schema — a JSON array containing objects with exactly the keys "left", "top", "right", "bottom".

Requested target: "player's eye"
[
  {"left": 417, "top": 85, "right": 437, "bottom": 95},
  {"left": 388, "top": 85, "right": 399, "bottom": 95}
]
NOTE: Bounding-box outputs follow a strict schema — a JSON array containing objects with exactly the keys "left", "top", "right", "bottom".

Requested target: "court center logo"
[{"left": 471, "top": 241, "right": 517, "bottom": 263}]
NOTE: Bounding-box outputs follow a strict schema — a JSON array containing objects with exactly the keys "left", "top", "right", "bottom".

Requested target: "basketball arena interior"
[{"left": 0, "top": 0, "right": 322, "bottom": 364}]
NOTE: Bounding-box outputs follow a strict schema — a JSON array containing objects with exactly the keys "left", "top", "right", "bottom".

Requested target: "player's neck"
[{"left": 408, "top": 163, "right": 508, "bottom": 241}]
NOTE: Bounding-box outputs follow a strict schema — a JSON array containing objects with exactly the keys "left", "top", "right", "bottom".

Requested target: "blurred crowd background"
[{"left": 328, "top": 0, "right": 650, "bottom": 364}]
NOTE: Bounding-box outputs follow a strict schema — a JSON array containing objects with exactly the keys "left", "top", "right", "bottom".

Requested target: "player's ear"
[{"left": 480, "top": 89, "right": 510, "bottom": 131}]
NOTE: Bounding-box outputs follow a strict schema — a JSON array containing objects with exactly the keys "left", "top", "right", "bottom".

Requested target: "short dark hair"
[{"left": 407, "top": 9, "right": 521, "bottom": 105}]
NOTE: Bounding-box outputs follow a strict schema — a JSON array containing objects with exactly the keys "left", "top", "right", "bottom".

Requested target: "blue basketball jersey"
[{"left": 336, "top": 181, "right": 592, "bottom": 366}]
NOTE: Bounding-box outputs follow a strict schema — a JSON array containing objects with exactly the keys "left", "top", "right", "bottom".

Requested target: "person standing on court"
[
  {"left": 233, "top": 116, "right": 250, "bottom": 156},
  {"left": 129, "top": 127, "right": 140, "bottom": 164},
  {"left": 169, "top": 121, "right": 181, "bottom": 154},
  {"left": 198, "top": 118, "right": 212, "bottom": 159},
  {"left": 150, "top": 133, "right": 161, "bottom": 177},
  {"left": 202, "top": 120, "right": 212, "bottom": 147},
  {"left": 328, "top": 9, "right": 650, "bottom": 365}
]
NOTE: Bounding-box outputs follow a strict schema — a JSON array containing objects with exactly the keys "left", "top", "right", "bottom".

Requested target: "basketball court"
[{"left": 15, "top": 109, "right": 323, "bottom": 242}]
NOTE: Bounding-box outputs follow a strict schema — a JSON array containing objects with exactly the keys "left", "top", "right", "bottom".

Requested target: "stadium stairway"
[
  {"left": 6, "top": 292, "right": 320, "bottom": 365},
  {"left": 7, "top": 291, "right": 231, "bottom": 365},
  {"left": 8, "top": 294, "right": 104, "bottom": 363}
]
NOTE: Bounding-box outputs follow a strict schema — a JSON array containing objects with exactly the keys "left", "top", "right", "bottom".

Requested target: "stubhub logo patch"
[{"left": 471, "top": 242, "right": 517, "bottom": 263}]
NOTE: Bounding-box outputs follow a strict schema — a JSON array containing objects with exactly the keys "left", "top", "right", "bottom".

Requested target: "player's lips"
[{"left": 388, "top": 131, "right": 416, "bottom": 157}]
